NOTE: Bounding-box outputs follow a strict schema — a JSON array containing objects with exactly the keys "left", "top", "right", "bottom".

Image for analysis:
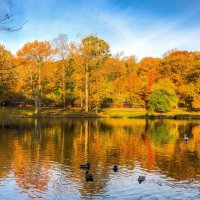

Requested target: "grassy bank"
[
  {"left": 0, "top": 107, "right": 98, "bottom": 118},
  {"left": 99, "top": 108, "right": 200, "bottom": 119},
  {"left": 0, "top": 107, "right": 200, "bottom": 119}
]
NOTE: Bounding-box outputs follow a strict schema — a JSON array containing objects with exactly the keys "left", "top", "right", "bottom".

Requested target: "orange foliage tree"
[{"left": 17, "top": 41, "right": 54, "bottom": 113}]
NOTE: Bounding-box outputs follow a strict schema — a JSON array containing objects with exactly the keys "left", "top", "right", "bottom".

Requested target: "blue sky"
[{"left": 0, "top": 0, "right": 200, "bottom": 59}]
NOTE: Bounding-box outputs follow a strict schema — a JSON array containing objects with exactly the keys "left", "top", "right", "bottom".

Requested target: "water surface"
[{"left": 0, "top": 118, "right": 200, "bottom": 199}]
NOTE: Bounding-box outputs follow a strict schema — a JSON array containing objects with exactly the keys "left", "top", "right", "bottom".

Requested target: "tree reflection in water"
[{"left": 0, "top": 118, "right": 199, "bottom": 199}]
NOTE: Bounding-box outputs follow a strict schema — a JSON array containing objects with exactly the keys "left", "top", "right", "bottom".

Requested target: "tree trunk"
[
  {"left": 29, "top": 66, "right": 38, "bottom": 114},
  {"left": 62, "top": 63, "right": 66, "bottom": 109},
  {"left": 95, "top": 104, "right": 98, "bottom": 114},
  {"left": 80, "top": 93, "right": 83, "bottom": 109},
  {"left": 38, "top": 62, "right": 42, "bottom": 113},
  {"left": 35, "top": 96, "right": 38, "bottom": 114},
  {"left": 85, "top": 63, "right": 89, "bottom": 112}
]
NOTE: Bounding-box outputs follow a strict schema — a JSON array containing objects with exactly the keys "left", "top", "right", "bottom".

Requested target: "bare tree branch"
[{"left": 0, "top": 0, "right": 24, "bottom": 32}]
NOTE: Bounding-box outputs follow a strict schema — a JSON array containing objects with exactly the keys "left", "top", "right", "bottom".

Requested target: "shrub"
[{"left": 148, "top": 89, "right": 178, "bottom": 112}]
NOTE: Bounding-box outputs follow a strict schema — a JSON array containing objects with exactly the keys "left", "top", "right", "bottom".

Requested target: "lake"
[{"left": 0, "top": 118, "right": 200, "bottom": 200}]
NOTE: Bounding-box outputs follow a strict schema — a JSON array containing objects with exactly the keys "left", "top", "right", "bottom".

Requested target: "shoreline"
[{"left": 0, "top": 107, "right": 200, "bottom": 119}]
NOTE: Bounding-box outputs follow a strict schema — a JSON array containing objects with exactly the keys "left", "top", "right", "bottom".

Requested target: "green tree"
[{"left": 148, "top": 89, "right": 178, "bottom": 112}]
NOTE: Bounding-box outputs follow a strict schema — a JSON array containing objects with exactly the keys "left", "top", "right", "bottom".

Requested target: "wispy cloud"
[
  {"left": 96, "top": 6, "right": 200, "bottom": 59},
  {"left": 1, "top": 0, "right": 200, "bottom": 59}
]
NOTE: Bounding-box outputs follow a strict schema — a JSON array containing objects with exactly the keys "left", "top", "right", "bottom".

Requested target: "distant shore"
[{"left": 0, "top": 107, "right": 200, "bottom": 119}]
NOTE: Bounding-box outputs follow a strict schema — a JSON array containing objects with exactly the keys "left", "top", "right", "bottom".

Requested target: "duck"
[
  {"left": 184, "top": 134, "right": 188, "bottom": 142},
  {"left": 138, "top": 176, "right": 145, "bottom": 184},
  {"left": 112, "top": 165, "right": 119, "bottom": 172},
  {"left": 80, "top": 163, "right": 90, "bottom": 170},
  {"left": 85, "top": 171, "right": 93, "bottom": 182}
]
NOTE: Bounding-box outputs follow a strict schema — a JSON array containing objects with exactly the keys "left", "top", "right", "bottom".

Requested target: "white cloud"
[{"left": 96, "top": 9, "right": 200, "bottom": 59}]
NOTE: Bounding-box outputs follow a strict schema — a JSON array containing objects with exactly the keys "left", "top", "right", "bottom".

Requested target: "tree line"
[{"left": 0, "top": 34, "right": 199, "bottom": 113}]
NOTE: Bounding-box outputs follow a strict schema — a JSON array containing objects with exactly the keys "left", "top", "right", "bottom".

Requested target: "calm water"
[{"left": 0, "top": 118, "right": 200, "bottom": 200}]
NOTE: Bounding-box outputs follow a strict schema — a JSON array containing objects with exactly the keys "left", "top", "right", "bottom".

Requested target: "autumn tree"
[
  {"left": 1, "top": 33, "right": 200, "bottom": 113},
  {"left": 89, "top": 67, "right": 111, "bottom": 113},
  {"left": 159, "top": 51, "right": 200, "bottom": 109},
  {"left": 103, "top": 57, "right": 127, "bottom": 106},
  {"left": 123, "top": 55, "right": 138, "bottom": 75},
  {"left": 52, "top": 34, "right": 69, "bottom": 109},
  {"left": 159, "top": 51, "right": 190, "bottom": 86},
  {"left": 138, "top": 57, "right": 160, "bottom": 108},
  {"left": 72, "top": 51, "right": 85, "bottom": 109},
  {"left": 17, "top": 41, "right": 53, "bottom": 113},
  {"left": 186, "top": 52, "right": 200, "bottom": 109},
  {"left": 79, "top": 35, "right": 110, "bottom": 112},
  {"left": 0, "top": 44, "right": 15, "bottom": 101},
  {"left": 191, "top": 79, "right": 200, "bottom": 110},
  {"left": 123, "top": 73, "right": 143, "bottom": 107}
]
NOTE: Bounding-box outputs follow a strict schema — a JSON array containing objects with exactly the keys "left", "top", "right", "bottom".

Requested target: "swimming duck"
[
  {"left": 85, "top": 171, "right": 93, "bottom": 182},
  {"left": 112, "top": 165, "right": 118, "bottom": 172},
  {"left": 80, "top": 163, "right": 90, "bottom": 169},
  {"left": 184, "top": 134, "right": 188, "bottom": 142},
  {"left": 138, "top": 176, "right": 145, "bottom": 184}
]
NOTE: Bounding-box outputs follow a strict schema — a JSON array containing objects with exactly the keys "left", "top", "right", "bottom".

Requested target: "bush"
[
  {"left": 101, "top": 98, "right": 113, "bottom": 108},
  {"left": 148, "top": 89, "right": 178, "bottom": 112}
]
